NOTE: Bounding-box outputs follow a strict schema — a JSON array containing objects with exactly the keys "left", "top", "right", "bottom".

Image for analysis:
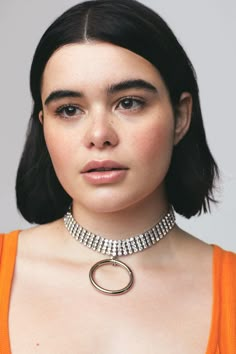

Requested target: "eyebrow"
[
  {"left": 44, "top": 90, "right": 82, "bottom": 106},
  {"left": 107, "top": 79, "right": 158, "bottom": 94},
  {"left": 44, "top": 79, "right": 158, "bottom": 106}
]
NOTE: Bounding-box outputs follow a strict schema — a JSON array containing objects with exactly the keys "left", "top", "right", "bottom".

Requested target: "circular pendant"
[{"left": 89, "top": 258, "right": 134, "bottom": 295}]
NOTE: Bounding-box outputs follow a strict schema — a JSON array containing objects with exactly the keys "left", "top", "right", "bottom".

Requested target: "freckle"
[{"left": 36, "top": 343, "right": 40, "bottom": 346}]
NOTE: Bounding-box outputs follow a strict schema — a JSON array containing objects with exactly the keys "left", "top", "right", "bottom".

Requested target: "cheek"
[
  {"left": 43, "top": 125, "right": 76, "bottom": 171},
  {"left": 130, "top": 118, "right": 175, "bottom": 166}
]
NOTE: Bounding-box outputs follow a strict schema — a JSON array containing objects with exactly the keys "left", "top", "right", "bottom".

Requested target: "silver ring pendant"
[{"left": 89, "top": 258, "right": 134, "bottom": 295}]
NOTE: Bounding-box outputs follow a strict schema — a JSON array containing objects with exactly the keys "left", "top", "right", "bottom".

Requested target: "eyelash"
[
  {"left": 54, "top": 97, "right": 146, "bottom": 119},
  {"left": 116, "top": 96, "right": 146, "bottom": 112},
  {"left": 55, "top": 104, "right": 83, "bottom": 119}
]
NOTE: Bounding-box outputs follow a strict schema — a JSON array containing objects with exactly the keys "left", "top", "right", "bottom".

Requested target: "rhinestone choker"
[{"left": 64, "top": 206, "right": 176, "bottom": 295}]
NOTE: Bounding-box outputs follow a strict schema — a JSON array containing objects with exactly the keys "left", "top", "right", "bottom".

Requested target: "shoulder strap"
[
  {"left": 0, "top": 231, "right": 18, "bottom": 354},
  {"left": 0, "top": 234, "right": 4, "bottom": 263},
  {"left": 219, "top": 248, "right": 236, "bottom": 351}
]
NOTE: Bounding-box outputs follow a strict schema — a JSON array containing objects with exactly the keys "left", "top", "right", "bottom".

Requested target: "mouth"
[
  {"left": 81, "top": 160, "right": 128, "bottom": 174},
  {"left": 81, "top": 160, "right": 128, "bottom": 185},
  {"left": 87, "top": 167, "right": 123, "bottom": 173}
]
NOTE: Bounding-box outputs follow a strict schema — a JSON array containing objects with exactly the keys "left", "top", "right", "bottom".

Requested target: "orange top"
[{"left": 0, "top": 231, "right": 236, "bottom": 353}]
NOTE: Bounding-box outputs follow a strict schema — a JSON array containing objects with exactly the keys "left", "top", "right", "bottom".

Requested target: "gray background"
[{"left": 0, "top": 1, "right": 235, "bottom": 251}]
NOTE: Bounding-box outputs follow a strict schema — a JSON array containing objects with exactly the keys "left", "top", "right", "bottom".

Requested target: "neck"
[
  {"left": 65, "top": 205, "right": 175, "bottom": 255},
  {"left": 60, "top": 192, "right": 182, "bottom": 269},
  {"left": 71, "top": 193, "right": 170, "bottom": 240}
]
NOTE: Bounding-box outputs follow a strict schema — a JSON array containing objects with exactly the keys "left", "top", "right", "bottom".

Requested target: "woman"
[{"left": 0, "top": 0, "right": 235, "bottom": 353}]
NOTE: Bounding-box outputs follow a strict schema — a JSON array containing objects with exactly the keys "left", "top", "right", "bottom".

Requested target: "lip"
[
  {"left": 81, "top": 160, "right": 128, "bottom": 173},
  {"left": 81, "top": 160, "right": 128, "bottom": 185}
]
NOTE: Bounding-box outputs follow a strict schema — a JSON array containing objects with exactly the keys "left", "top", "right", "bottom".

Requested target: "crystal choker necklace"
[{"left": 64, "top": 206, "right": 176, "bottom": 295}]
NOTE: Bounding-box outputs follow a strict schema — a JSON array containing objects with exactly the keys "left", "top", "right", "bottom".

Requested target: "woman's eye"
[
  {"left": 55, "top": 105, "right": 82, "bottom": 119},
  {"left": 117, "top": 98, "right": 145, "bottom": 111}
]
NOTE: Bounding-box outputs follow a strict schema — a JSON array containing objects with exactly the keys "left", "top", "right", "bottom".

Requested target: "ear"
[
  {"left": 39, "top": 110, "right": 44, "bottom": 124},
  {"left": 174, "top": 92, "right": 192, "bottom": 145}
]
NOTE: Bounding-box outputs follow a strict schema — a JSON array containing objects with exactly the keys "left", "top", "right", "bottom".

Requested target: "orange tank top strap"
[
  {"left": 0, "top": 233, "right": 3, "bottom": 261},
  {"left": 218, "top": 245, "right": 236, "bottom": 352},
  {"left": 206, "top": 245, "right": 236, "bottom": 353},
  {"left": 0, "top": 230, "right": 20, "bottom": 354}
]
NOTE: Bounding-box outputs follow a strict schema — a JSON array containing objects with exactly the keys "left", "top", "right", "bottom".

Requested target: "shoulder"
[
  {"left": 0, "top": 219, "right": 63, "bottom": 259},
  {"left": 13, "top": 219, "right": 65, "bottom": 262}
]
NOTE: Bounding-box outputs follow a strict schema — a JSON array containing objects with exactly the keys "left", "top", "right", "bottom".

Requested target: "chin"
[
  {"left": 74, "top": 191, "right": 158, "bottom": 215},
  {"left": 82, "top": 200, "right": 131, "bottom": 214}
]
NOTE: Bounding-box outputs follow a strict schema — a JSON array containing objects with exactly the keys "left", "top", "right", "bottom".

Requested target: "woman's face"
[{"left": 40, "top": 42, "right": 190, "bottom": 214}]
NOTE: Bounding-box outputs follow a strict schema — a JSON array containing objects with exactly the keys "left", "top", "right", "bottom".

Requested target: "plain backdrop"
[{"left": 0, "top": 0, "right": 235, "bottom": 251}]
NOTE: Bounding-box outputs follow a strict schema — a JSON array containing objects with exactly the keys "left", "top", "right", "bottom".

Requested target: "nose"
[{"left": 83, "top": 111, "right": 119, "bottom": 149}]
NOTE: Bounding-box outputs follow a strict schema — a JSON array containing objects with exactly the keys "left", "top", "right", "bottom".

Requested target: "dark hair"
[{"left": 16, "top": 0, "right": 219, "bottom": 224}]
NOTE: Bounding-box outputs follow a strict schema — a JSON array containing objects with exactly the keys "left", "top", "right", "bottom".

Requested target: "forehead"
[{"left": 41, "top": 42, "right": 164, "bottom": 95}]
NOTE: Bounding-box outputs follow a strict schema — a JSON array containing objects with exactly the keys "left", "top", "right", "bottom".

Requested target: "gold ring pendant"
[{"left": 89, "top": 258, "right": 134, "bottom": 295}]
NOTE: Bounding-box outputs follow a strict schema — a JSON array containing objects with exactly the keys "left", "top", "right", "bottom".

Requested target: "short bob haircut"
[{"left": 16, "top": 0, "right": 219, "bottom": 224}]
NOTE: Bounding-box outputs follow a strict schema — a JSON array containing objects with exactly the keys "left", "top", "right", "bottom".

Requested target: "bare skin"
[{"left": 9, "top": 221, "right": 213, "bottom": 354}]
